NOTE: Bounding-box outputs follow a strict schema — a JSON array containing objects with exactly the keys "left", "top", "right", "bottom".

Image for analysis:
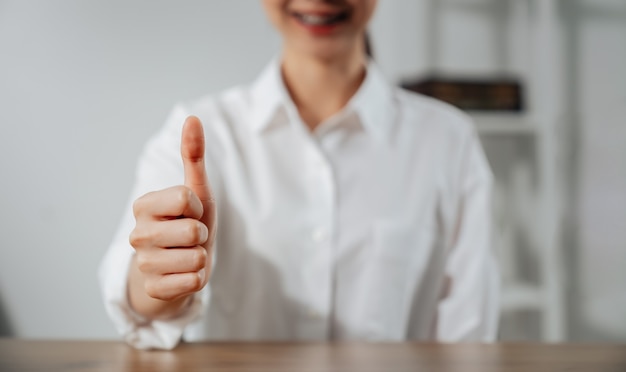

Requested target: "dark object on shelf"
[{"left": 401, "top": 76, "right": 524, "bottom": 112}]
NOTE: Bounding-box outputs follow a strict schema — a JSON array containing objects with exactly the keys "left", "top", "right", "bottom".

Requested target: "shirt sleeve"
[
  {"left": 98, "top": 104, "right": 210, "bottom": 350},
  {"left": 435, "top": 129, "right": 500, "bottom": 342}
]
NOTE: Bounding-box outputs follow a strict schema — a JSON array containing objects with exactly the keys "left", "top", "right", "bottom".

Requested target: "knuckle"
[
  {"left": 183, "top": 273, "right": 202, "bottom": 293},
  {"left": 132, "top": 192, "right": 151, "bottom": 217},
  {"left": 132, "top": 198, "right": 143, "bottom": 218},
  {"left": 135, "top": 253, "right": 152, "bottom": 273},
  {"left": 144, "top": 280, "right": 161, "bottom": 300},
  {"left": 189, "top": 221, "right": 203, "bottom": 244},
  {"left": 129, "top": 228, "right": 147, "bottom": 248},
  {"left": 145, "top": 279, "right": 176, "bottom": 301},
  {"left": 175, "top": 186, "right": 192, "bottom": 215},
  {"left": 180, "top": 220, "right": 199, "bottom": 245}
]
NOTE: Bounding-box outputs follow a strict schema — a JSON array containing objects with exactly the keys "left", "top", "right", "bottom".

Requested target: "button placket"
[
  {"left": 297, "top": 138, "right": 336, "bottom": 339},
  {"left": 306, "top": 146, "right": 333, "bottom": 245}
]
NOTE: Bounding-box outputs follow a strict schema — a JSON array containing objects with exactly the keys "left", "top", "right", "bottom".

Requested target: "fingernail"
[
  {"left": 199, "top": 222, "right": 209, "bottom": 243},
  {"left": 198, "top": 268, "right": 206, "bottom": 282}
]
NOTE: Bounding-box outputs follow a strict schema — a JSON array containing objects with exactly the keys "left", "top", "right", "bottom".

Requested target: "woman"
[{"left": 100, "top": 0, "right": 499, "bottom": 350}]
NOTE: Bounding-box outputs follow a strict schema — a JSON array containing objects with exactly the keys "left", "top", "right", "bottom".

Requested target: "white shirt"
[{"left": 99, "top": 59, "right": 499, "bottom": 350}]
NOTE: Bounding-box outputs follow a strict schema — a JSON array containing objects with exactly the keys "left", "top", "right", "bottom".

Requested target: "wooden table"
[{"left": 1, "top": 339, "right": 625, "bottom": 371}]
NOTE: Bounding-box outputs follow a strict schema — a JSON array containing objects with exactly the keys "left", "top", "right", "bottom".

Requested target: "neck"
[{"left": 281, "top": 45, "right": 367, "bottom": 131}]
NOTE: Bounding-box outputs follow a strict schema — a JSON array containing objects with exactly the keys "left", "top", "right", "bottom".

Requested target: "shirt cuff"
[
  {"left": 99, "top": 248, "right": 206, "bottom": 350},
  {"left": 123, "top": 292, "right": 204, "bottom": 350}
]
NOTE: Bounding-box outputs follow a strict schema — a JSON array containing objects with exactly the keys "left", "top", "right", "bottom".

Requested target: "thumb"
[{"left": 181, "top": 116, "right": 214, "bottom": 209}]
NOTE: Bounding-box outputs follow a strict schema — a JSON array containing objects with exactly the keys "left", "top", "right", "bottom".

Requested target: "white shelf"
[
  {"left": 428, "top": 0, "right": 566, "bottom": 341},
  {"left": 470, "top": 113, "right": 538, "bottom": 136}
]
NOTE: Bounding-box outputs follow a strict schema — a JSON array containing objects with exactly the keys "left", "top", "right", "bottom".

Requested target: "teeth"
[
  {"left": 301, "top": 14, "right": 329, "bottom": 25},
  {"left": 299, "top": 13, "right": 339, "bottom": 26}
]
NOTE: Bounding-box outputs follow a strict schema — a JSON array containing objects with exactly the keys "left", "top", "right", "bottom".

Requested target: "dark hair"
[{"left": 364, "top": 32, "right": 373, "bottom": 58}]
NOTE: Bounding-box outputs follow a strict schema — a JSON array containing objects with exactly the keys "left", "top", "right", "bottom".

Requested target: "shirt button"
[{"left": 311, "top": 227, "right": 328, "bottom": 243}]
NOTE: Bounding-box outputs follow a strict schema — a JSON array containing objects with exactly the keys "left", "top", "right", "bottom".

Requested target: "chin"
[
  {"left": 291, "top": 37, "right": 360, "bottom": 62},
  {"left": 308, "top": 46, "right": 348, "bottom": 61}
]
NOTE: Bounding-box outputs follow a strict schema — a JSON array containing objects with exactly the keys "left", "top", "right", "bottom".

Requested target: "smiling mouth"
[{"left": 291, "top": 11, "right": 350, "bottom": 26}]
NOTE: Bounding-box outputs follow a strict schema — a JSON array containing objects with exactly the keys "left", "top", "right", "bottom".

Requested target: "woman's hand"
[{"left": 127, "top": 116, "right": 216, "bottom": 320}]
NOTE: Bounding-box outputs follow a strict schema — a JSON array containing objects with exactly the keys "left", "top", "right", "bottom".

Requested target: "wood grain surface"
[{"left": 1, "top": 339, "right": 625, "bottom": 372}]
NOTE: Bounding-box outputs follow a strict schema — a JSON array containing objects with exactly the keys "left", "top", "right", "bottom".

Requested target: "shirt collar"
[
  {"left": 346, "top": 60, "right": 396, "bottom": 142},
  {"left": 248, "top": 57, "right": 396, "bottom": 142},
  {"left": 248, "top": 57, "right": 293, "bottom": 134}
]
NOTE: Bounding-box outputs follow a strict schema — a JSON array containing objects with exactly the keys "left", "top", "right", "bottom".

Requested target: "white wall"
[
  {"left": 0, "top": 0, "right": 624, "bottom": 341},
  {"left": 575, "top": 0, "right": 626, "bottom": 340},
  {"left": 0, "top": 0, "right": 280, "bottom": 339}
]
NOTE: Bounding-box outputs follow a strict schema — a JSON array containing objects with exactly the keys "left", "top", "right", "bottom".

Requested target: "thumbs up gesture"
[
  {"left": 181, "top": 116, "right": 217, "bottom": 254},
  {"left": 128, "top": 116, "right": 216, "bottom": 319}
]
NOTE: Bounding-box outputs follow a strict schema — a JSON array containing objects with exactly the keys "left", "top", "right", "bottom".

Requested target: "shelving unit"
[{"left": 426, "top": 0, "right": 566, "bottom": 341}]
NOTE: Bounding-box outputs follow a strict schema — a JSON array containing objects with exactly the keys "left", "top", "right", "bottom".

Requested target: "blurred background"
[{"left": 0, "top": 0, "right": 624, "bottom": 342}]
